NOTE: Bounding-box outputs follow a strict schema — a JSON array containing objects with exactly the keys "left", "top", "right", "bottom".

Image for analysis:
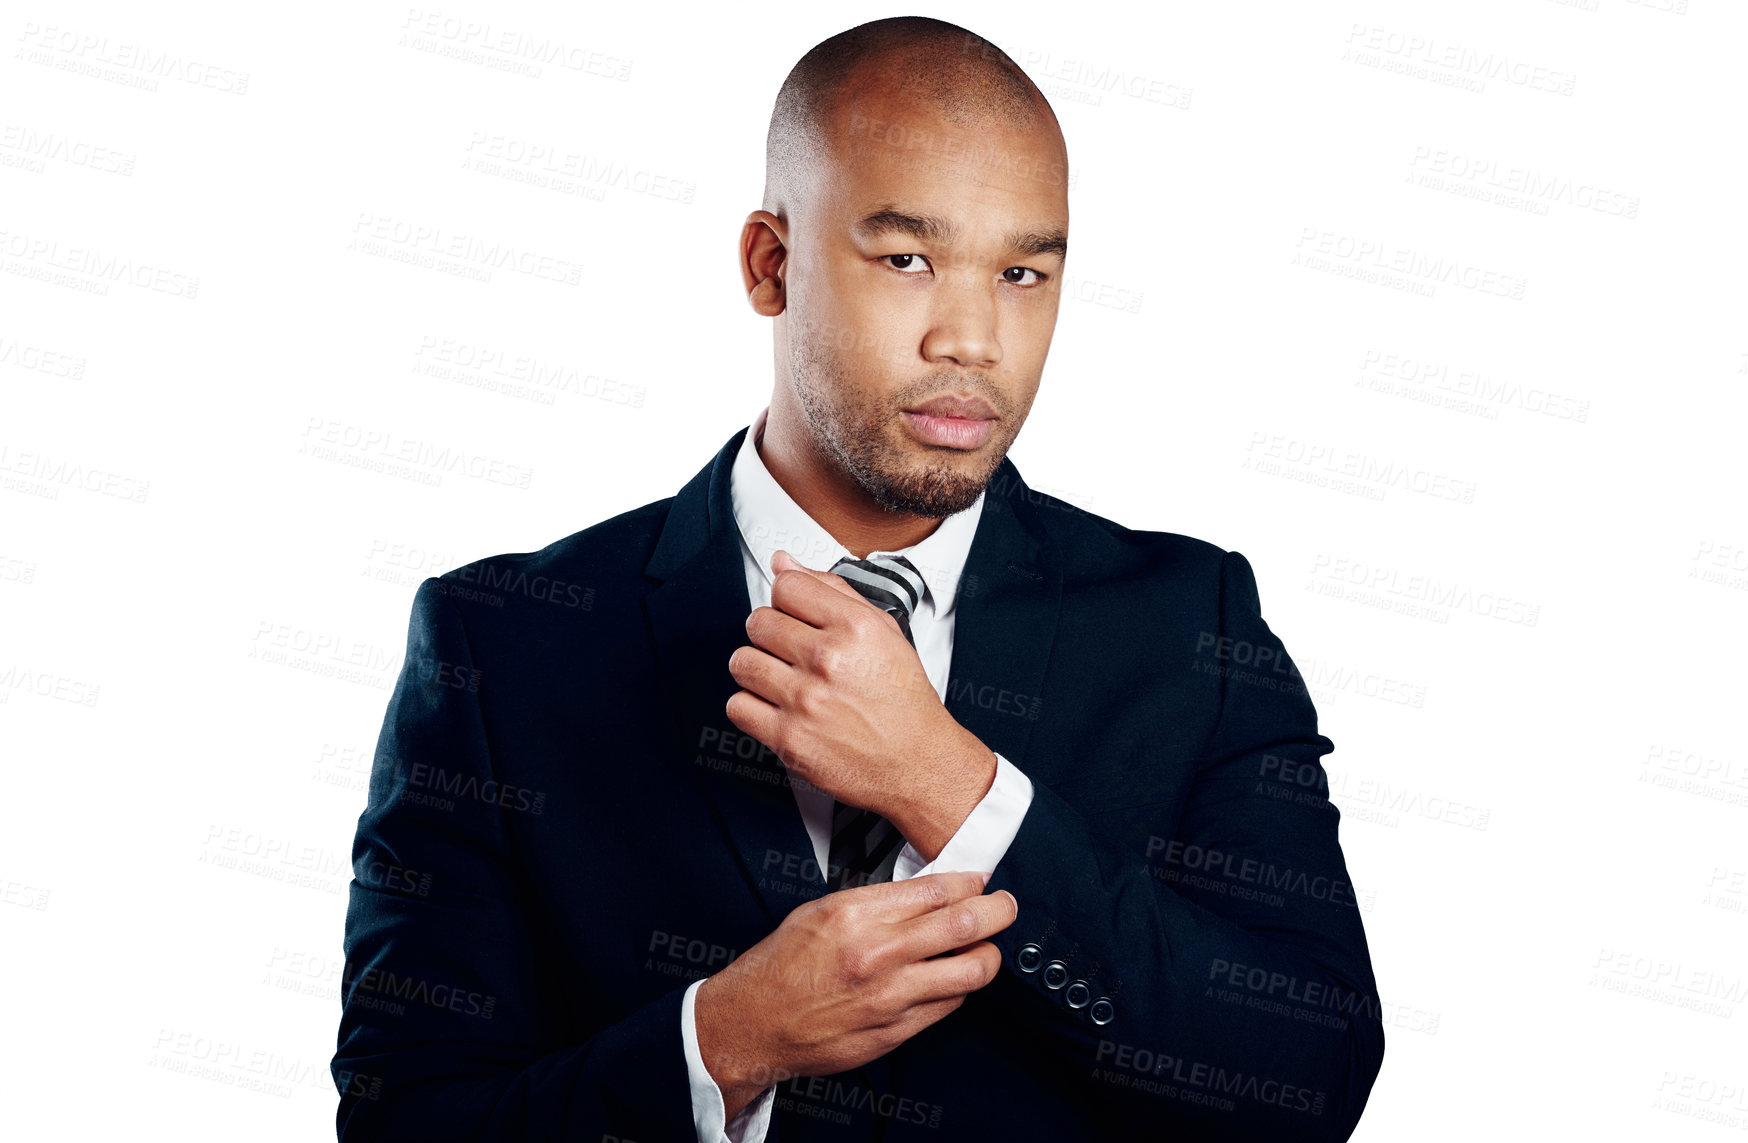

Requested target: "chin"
[{"left": 866, "top": 454, "right": 997, "bottom": 518}]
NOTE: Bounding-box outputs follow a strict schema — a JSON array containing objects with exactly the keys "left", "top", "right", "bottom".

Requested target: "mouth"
[{"left": 899, "top": 393, "right": 999, "bottom": 451}]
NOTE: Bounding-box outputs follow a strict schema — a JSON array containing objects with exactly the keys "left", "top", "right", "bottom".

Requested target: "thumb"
[{"left": 776, "top": 549, "right": 871, "bottom": 605}]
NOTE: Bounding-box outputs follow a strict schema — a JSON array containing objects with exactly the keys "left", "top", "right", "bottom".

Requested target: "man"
[{"left": 333, "top": 16, "right": 1384, "bottom": 1141}]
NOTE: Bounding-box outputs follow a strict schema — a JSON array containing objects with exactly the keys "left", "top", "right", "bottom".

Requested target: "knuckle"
[
  {"left": 914, "top": 878, "right": 949, "bottom": 912},
  {"left": 813, "top": 889, "right": 846, "bottom": 922},
  {"left": 854, "top": 975, "right": 894, "bottom": 1014},
  {"left": 839, "top": 945, "right": 875, "bottom": 981},
  {"left": 825, "top": 894, "right": 864, "bottom": 934},
  {"left": 862, "top": 937, "right": 898, "bottom": 975},
  {"left": 813, "top": 643, "right": 842, "bottom": 680},
  {"left": 851, "top": 610, "right": 885, "bottom": 641},
  {"left": 780, "top": 722, "right": 812, "bottom": 765},
  {"left": 836, "top": 627, "right": 867, "bottom": 661},
  {"left": 742, "top": 650, "right": 768, "bottom": 681}
]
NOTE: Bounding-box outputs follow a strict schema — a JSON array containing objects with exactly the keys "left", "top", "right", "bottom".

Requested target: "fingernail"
[{"left": 979, "top": 871, "right": 992, "bottom": 886}]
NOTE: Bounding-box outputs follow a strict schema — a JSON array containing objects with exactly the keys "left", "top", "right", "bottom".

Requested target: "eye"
[
  {"left": 1003, "top": 267, "right": 1043, "bottom": 286},
  {"left": 883, "top": 254, "right": 931, "bottom": 274}
]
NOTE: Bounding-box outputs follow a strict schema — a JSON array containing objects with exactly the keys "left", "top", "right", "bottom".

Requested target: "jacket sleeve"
[
  {"left": 983, "top": 550, "right": 1385, "bottom": 1141},
  {"left": 331, "top": 577, "right": 701, "bottom": 1142}
]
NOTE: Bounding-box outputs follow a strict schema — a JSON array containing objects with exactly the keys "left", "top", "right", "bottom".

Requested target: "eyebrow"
[{"left": 854, "top": 207, "right": 1068, "bottom": 260}]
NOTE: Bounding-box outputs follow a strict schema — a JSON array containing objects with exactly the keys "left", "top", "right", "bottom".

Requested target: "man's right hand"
[{"left": 694, "top": 870, "right": 1018, "bottom": 1119}]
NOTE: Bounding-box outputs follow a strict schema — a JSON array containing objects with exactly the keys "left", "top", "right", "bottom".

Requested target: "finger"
[
  {"left": 770, "top": 565, "right": 869, "bottom": 629},
  {"left": 880, "top": 992, "right": 967, "bottom": 1043},
  {"left": 728, "top": 644, "right": 798, "bottom": 706},
  {"left": 892, "top": 889, "right": 1018, "bottom": 963},
  {"left": 725, "top": 688, "right": 781, "bottom": 748},
  {"left": 830, "top": 870, "right": 989, "bottom": 924},
  {"left": 773, "top": 570, "right": 910, "bottom": 643},
  {"left": 744, "top": 605, "right": 817, "bottom": 667},
  {"left": 901, "top": 940, "right": 1003, "bottom": 1003},
  {"left": 809, "top": 565, "right": 880, "bottom": 606},
  {"left": 774, "top": 550, "right": 891, "bottom": 611}
]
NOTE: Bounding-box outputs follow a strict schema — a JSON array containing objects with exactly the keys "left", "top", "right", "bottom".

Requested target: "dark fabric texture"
[{"left": 332, "top": 426, "right": 1385, "bottom": 1141}]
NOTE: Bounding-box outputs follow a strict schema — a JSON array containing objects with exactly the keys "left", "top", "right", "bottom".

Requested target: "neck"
[{"left": 758, "top": 399, "right": 944, "bottom": 560}]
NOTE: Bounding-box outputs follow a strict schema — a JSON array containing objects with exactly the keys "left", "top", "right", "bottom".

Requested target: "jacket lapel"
[
  {"left": 942, "top": 460, "right": 1064, "bottom": 786},
  {"left": 643, "top": 427, "right": 822, "bottom": 928}
]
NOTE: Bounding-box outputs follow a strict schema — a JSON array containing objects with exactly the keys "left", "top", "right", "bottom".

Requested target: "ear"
[{"left": 740, "top": 211, "right": 787, "bottom": 317}]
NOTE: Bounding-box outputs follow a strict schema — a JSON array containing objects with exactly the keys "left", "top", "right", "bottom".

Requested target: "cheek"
[
  {"left": 845, "top": 300, "right": 923, "bottom": 368},
  {"left": 800, "top": 293, "right": 894, "bottom": 363},
  {"left": 808, "top": 255, "right": 893, "bottom": 343},
  {"left": 1007, "top": 301, "right": 1058, "bottom": 347}
]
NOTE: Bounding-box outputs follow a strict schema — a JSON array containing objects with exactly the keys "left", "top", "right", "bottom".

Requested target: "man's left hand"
[{"left": 726, "top": 549, "right": 996, "bottom": 861}]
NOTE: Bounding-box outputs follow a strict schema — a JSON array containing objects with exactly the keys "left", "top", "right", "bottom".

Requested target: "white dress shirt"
[{"left": 681, "top": 407, "right": 1036, "bottom": 1143}]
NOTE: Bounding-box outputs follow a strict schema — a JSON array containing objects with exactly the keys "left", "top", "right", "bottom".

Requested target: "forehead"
[{"left": 815, "top": 87, "right": 1069, "bottom": 243}]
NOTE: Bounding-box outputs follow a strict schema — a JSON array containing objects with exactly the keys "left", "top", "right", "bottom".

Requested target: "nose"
[{"left": 921, "top": 278, "right": 1002, "bottom": 369}]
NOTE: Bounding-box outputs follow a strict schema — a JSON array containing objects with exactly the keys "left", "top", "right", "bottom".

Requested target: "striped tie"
[{"left": 824, "top": 554, "right": 927, "bottom": 892}]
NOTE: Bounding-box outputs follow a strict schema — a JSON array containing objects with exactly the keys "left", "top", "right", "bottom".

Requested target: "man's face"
[{"left": 779, "top": 82, "right": 1070, "bottom": 517}]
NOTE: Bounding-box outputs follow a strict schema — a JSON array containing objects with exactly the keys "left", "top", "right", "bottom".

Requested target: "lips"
[
  {"left": 898, "top": 391, "right": 1000, "bottom": 449},
  {"left": 903, "top": 395, "right": 997, "bottom": 420}
]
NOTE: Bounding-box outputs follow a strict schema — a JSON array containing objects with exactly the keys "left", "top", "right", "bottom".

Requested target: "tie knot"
[{"left": 829, "top": 555, "right": 927, "bottom": 645}]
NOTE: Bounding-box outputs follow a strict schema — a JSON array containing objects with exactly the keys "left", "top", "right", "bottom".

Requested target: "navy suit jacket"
[{"left": 333, "top": 426, "right": 1385, "bottom": 1141}]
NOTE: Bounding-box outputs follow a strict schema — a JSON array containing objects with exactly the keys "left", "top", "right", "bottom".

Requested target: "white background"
[{"left": 3, "top": 1, "right": 1745, "bottom": 1138}]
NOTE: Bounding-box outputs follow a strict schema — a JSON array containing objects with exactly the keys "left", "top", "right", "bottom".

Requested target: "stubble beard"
[{"left": 789, "top": 333, "right": 1009, "bottom": 519}]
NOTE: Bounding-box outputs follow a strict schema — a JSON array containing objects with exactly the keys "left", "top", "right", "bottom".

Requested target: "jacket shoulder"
[
  {"left": 1006, "top": 483, "right": 1231, "bottom": 581},
  {"left": 424, "top": 495, "right": 676, "bottom": 619}
]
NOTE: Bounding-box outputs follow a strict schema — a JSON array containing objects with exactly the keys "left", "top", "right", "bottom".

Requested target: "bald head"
[
  {"left": 740, "top": 18, "right": 1069, "bottom": 532},
  {"left": 763, "top": 17, "right": 1060, "bottom": 220}
]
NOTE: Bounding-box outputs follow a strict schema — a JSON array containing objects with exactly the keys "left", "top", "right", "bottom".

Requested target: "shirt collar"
[{"left": 729, "top": 406, "right": 985, "bottom": 617}]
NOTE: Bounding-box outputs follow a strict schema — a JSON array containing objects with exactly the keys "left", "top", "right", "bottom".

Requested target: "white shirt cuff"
[
  {"left": 894, "top": 751, "right": 1034, "bottom": 880},
  {"left": 682, "top": 978, "right": 776, "bottom": 1143}
]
